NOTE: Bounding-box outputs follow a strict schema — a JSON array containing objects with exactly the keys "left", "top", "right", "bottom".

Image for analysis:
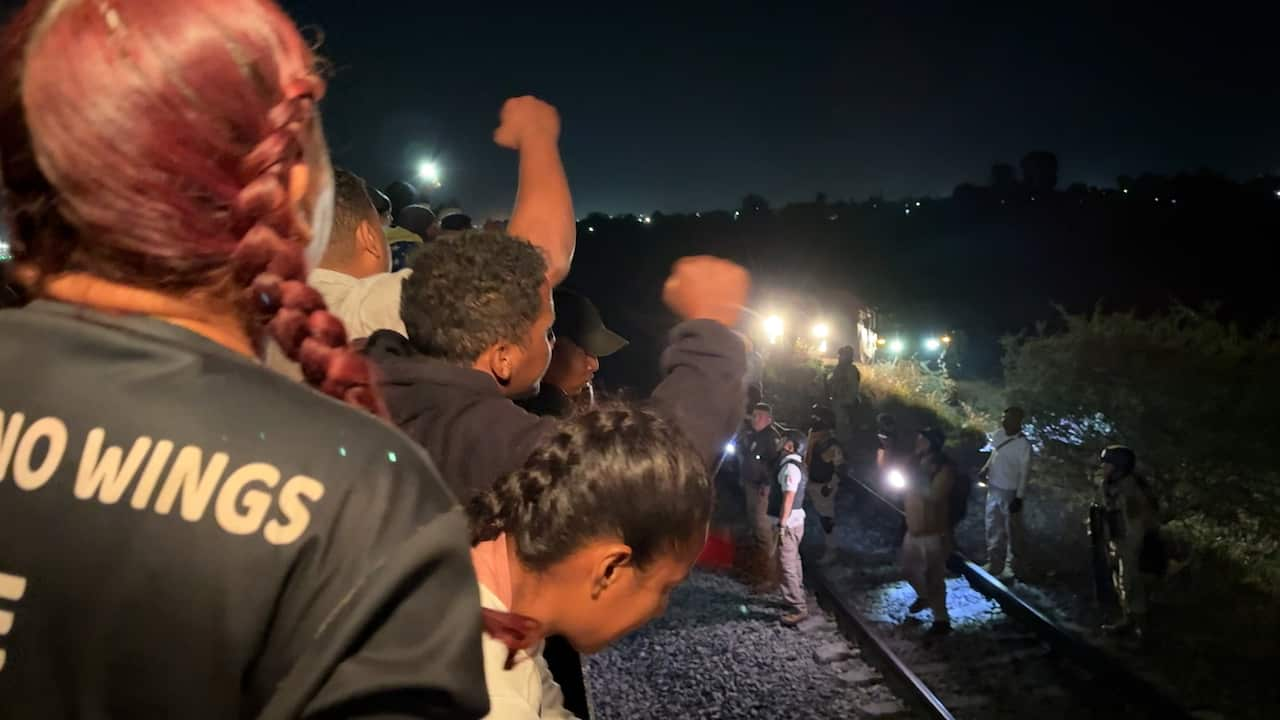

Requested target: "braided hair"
[
  {"left": 0, "top": 0, "right": 385, "bottom": 416},
  {"left": 469, "top": 401, "right": 712, "bottom": 572}
]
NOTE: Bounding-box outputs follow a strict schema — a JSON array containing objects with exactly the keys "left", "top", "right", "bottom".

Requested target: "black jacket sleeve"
[{"left": 651, "top": 319, "right": 748, "bottom": 469}]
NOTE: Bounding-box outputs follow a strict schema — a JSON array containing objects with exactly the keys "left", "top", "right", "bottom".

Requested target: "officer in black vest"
[
  {"left": 806, "top": 404, "right": 850, "bottom": 561},
  {"left": 741, "top": 402, "right": 784, "bottom": 585}
]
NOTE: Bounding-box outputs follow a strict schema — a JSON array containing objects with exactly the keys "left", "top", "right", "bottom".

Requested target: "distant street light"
[
  {"left": 764, "top": 315, "right": 784, "bottom": 345},
  {"left": 418, "top": 160, "right": 441, "bottom": 187},
  {"left": 888, "top": 338, "right": 906, "bottom": 355},
  {"left": 924, "top": 337, "right": 942, "bottom": 352},
  {"left": 811, "top": 322, "right": 830, "bottom": 339}
]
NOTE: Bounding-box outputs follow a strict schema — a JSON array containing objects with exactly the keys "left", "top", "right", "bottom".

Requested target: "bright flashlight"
[
  {"left": 818, "top": 340, "right": 829, "bottom": 353},
  {"left": 417, "top": 161, "right": 441, "bottom": 186},
  {"left": 924, "top": 337, "right": 941, "bottom": 352},
  {"left": 724, "top": 441, "right": 736, "bottom": 455},
  {"left": 764, "top": 315, "right": 784, "bottom": 335},
  {"left": 889, "top": 339, "right": 905, "bottom": 354},
  {"left": 811, "top": 322, "right": 830, "bottom": 339},
  {"left": 887, "top": 468, "right": 907, "bottom": 490}
]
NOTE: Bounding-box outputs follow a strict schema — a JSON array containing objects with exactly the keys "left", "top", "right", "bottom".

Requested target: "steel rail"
[
  {"left": 848, "top": 475, "right": 1196, "bottom": 719},
  {"left": 807, "top": 561, "right": 956, "bottom": 720}
]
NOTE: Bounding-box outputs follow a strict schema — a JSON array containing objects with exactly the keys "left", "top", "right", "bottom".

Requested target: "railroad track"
[{"left": 800, "top": 478, "right": 1200, "bottom": 720}]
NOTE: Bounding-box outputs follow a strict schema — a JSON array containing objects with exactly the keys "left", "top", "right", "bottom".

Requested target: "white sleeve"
[
  {"left": 785, "top": 464, "right": 802, "bottom": 492},
  {"left": 352, "top": 270, "right": 410, "bottom": 338}
]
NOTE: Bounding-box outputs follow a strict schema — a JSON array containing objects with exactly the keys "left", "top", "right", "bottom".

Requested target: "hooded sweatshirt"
[{"left": 364, "top": 319, "right": 746, "bottom": 502}]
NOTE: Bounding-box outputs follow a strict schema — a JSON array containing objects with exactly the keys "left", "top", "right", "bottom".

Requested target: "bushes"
[
  {"left": 1002, "top": 304, "right": 1280, "bottom": 595},
  {"left": 757, "top": 356, "right": 992, "bottom": 455},
  {"left": 858, "top": 361, "right": 991, "bottom": 454}
]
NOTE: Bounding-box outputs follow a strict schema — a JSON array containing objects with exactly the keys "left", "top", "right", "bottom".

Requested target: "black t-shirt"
[{"left": 0, "top": 301, "right": 487, "bottom": 719}]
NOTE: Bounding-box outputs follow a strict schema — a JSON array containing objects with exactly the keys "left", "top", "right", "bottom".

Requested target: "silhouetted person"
[
  {"left": 1097, "top": 446, "right": 1159, "bottom": 644},
  {"left": 904, "top": 428, "right": 954, "bottom": 637}
]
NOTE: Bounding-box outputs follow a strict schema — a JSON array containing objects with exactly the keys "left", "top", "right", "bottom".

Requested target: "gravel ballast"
[{"left": 585, "top": 570, "right": 902, "bottom": 720}]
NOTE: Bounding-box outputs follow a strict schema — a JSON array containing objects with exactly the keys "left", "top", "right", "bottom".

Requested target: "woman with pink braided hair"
[{"left": 0, "top": 0, "right": 486, "bottom": 717}]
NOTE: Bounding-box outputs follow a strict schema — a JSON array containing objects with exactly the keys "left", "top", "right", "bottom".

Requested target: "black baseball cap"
[{"left": 553, "top": 288, "right": 628, "bottom": 358}]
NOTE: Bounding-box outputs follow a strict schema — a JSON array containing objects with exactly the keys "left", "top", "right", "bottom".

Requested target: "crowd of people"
[
  {"left": 734, "top": 352, "right": 1162, "bottom": 645},
  {"left": 0, "top": 3, "right": 1172, "bottom": 719},
  {"left": 0, "top": 0, "right": 753, "bottom": 718}
]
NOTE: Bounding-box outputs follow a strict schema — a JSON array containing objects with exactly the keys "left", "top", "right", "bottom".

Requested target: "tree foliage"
[
  {"left": 1002, "top": 305, "right": 1280, "bottom": 593},
  {"left": 1004, "top": 304, "right": 1279, "bottom": 476}
]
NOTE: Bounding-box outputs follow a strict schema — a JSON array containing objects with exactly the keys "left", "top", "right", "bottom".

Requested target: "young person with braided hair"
[
  {"left": 468, "top": 401, "right": 712, "bottom": 719},
  {"left": 0, "top": 0, "right": 486, "bottom": 717}
]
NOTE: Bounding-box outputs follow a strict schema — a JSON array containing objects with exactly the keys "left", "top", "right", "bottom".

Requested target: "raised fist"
[
  {"left": 662, "top": 256, "right": 750, "bottom": 328},
  {"left": 493, "top": 96, "right": 560, "bottom": 150}
]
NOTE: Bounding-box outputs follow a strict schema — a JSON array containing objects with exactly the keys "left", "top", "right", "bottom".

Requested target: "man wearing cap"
[
  {"left": 518, "top": 288, "right": 628, "bottom": 418},
  {"left": 740, "top": 402, "right": 784, "bottom": 587},
  {"left": 514, "top": 289, "right": 627, "bottom": 719}
]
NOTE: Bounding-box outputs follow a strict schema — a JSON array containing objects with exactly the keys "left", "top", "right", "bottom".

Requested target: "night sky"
[{"left": 282, "top": 1, "right": 1279, "bottom": 217}]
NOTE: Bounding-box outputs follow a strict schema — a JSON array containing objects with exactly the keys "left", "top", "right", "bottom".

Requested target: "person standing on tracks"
[
  {"left": 903, "top": 428, "right": 955, "bottom": 637},
  {"left": 807, "top": 404, "right": 850, "bottom": 562},
  {"left": 980, "top": 407, "right": 1033, "bottom": 580},
  {"left": 827, "top": 345, "right": 861, "bottom": 449},
  {"left": 741, "top": 403, "right": 785, "bottom": 586},
  {"left": 770, "top": 430, "right": 810, "bottom": 625},
  {"left": 1097, "top": 446, "right": 1159, "bottom": 642}
]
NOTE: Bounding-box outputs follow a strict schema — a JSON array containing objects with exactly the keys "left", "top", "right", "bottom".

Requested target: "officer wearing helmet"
[
  {"left": 807, "top": 403, "right": 851, "bottom": 562},
  {"left": 1096, "top": 445, "right": 1160, "bottom": 642}
]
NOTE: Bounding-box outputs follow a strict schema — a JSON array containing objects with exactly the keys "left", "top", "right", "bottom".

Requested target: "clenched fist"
[
  {"left": 662, "top": 256, "right": 750, "bottom": 328},
  {"left": 493, "top": 96, "right": 560, "bottom": 150}
]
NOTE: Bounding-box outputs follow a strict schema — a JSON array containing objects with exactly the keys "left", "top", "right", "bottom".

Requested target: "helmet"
[
  {"left": 809, "top": 404, "right": 836, "bottom": 432},
  {"left": 396, "top": 203, "right": 437, "bottom": 239},
  {"left": 1100, "top": 446, "right": 1136, "bottom": 473},
  {"left": 383, "top": 181, "right": 419, "bottom": 220},
  {"left": 437, "top": 207, "right": 473, "bottom": 232},
  {"left": 369, "top": 187, "right": 392, "bottom": 218},
  {"left": 782, "top": 428, "right": 807, "bottom": 456}
]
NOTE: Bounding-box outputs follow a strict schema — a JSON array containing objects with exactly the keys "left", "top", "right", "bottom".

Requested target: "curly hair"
[
  {"left": 401, "top": 230, "right": 547, "bottom": 364},
  {"left": 0, "top": 0, "right": 386, "bottom": 416},
  {"left": 468, "top": 401, "right": 712, "bottom": 571}
]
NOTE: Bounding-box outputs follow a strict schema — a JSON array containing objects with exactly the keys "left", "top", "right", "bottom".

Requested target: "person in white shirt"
[
  {"left": 467, "top": 403, "right": 715, "bottom": 719},
  {"left": 980, "top": 407, "right": 1033, "bottom": 579},
  {"left": 769, "top": 430, "right": 809, "bottom": 625},
  {"left": 307, "top": 168, "right": 409, "bottom": 338}
]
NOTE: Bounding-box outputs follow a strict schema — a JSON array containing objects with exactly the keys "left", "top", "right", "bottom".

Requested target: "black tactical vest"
[{"left": 768, "top": 456, "right": 808, "bottom": 518}]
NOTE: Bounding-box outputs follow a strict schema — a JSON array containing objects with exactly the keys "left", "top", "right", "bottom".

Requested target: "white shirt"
[
  {"left": 262, "top": 268, "right": 412, "bottom": 380},
  {"left": 478, "top": 584, "right": 577, "bottom": 720},
  {"left": 307, "top": 268, "right": 411, "bottom": 339},
  {"left": 772, "top": 453, "right": 806, "bottom": 528},
  {"left": 986, "top": 429, "right": 1032, "bottom": 497}
]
